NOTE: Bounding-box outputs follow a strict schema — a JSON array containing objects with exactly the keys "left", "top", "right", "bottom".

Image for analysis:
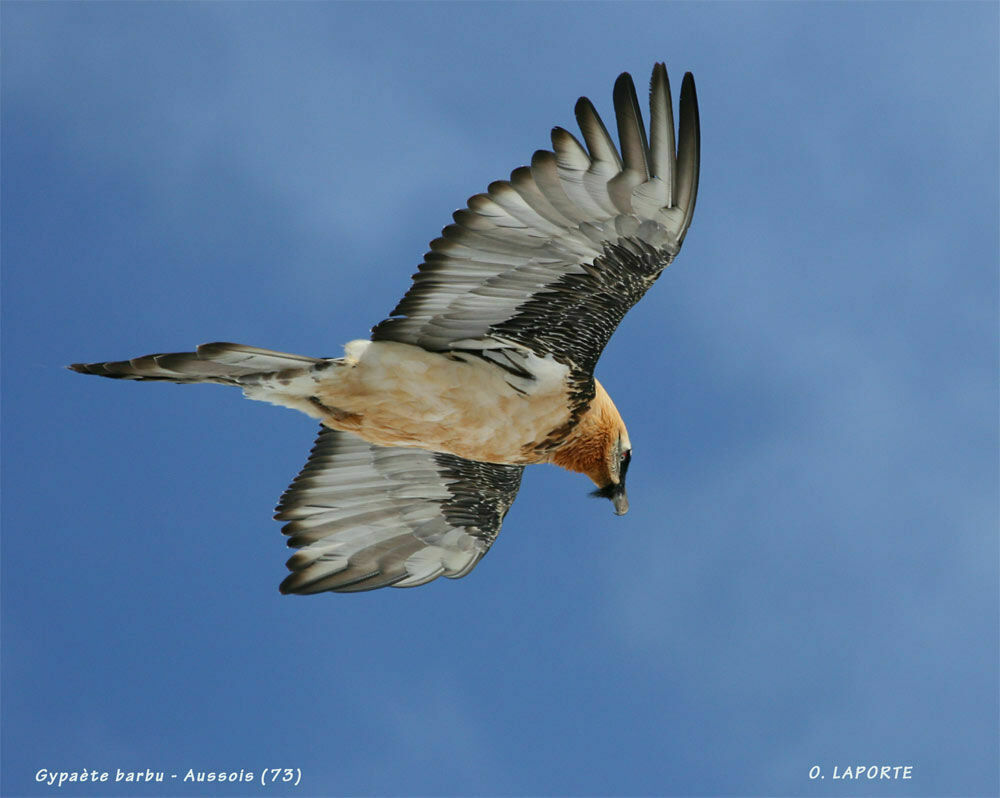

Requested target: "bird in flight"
[{"left": 71, "top": 63, "right": 700, "bottom": 594}]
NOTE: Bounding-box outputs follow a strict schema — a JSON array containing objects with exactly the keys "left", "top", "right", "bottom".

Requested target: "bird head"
[
  {"left": 589, "top": 433, "right": 631, "bottom": 515},
  {"left": 552, "top": 380, "right": 632, "bottom": 515}
]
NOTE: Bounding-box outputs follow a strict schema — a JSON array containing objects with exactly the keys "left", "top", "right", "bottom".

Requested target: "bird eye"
[{"left": 621, "top": 450, "right": 631, "bottom": 463}]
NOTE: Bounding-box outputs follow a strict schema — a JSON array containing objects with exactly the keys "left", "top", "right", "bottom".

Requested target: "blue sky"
[{"left": 2, "top": 2, "right": 997, "bottom": 797}]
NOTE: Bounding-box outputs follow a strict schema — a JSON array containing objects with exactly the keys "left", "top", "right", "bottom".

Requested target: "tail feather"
[{"left": 69, "top": 342, "right": 322, "bottom": 384}]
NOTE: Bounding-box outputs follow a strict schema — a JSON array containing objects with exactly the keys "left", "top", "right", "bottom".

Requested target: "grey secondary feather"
[{"left": 276, "top": 428, "right": 523, "bottom": 593}]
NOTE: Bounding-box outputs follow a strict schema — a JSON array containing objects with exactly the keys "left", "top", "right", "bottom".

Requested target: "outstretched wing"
[
  {"left": 371, "top": 63, "right": 700, "bottom": 383},
  {"left": 275, "top": 427, "right": 524, "bottom": 593}
]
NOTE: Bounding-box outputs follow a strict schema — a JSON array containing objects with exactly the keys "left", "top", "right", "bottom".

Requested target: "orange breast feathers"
[{"left": 549, "top": 381, "right": 630, "bottom": 487}]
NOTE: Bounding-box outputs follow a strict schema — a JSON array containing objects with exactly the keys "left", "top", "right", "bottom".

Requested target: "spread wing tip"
[
  {"left": 676, "top": 71, "right": 700, "bottom": 239},
  {"left": 369, "top": 61, "right": 700, "bottom": 369}
]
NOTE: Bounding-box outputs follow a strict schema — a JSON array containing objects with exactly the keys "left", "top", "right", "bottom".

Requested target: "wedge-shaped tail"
[{"left": 69, "top": 342, "right": 321, "bottom": 385}]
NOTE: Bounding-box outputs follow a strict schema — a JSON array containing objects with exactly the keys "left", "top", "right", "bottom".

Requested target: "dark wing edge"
[
  {"left": 275, "top": 427, "right": 524, "bottom": 594},
  {"left": 371, "top": 63, "right": 700, "bottom": 380}
]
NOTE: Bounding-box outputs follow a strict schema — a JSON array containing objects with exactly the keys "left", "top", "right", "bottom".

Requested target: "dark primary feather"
[
  {"left": 608, "top": 73, "right": 651, "bottom": 212},
  {"left": 371, "top": 63, "right": 700, "bottom": 388},
  {"left": 646, "top": 63, "right": 676, "bottom": 206},
  {"left": 675, "top": 73, "right": 700, "bottom": 236},
  {"left": 276, "top": 427, "right": 523, "bottom": 594}
]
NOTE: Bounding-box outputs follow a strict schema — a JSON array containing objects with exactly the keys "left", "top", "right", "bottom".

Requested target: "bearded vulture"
[{"left": 71, "top": 63, "right": 701, "bottom": 594}]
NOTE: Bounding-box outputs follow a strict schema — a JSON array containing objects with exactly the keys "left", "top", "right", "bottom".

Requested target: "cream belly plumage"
[
  {"left": 243, "top": 339, "right": 580, "bottom": 466},
  {"left": 70, "top": 62, "right": 700, "bottom": 593}
]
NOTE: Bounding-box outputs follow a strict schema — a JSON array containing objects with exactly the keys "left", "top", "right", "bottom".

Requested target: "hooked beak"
[
  {"left": 590, "top": 482, "right": 629, "bottom": 515},
  {"left": 612, "top": 487, "right": 629, "bottom": 516}
]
